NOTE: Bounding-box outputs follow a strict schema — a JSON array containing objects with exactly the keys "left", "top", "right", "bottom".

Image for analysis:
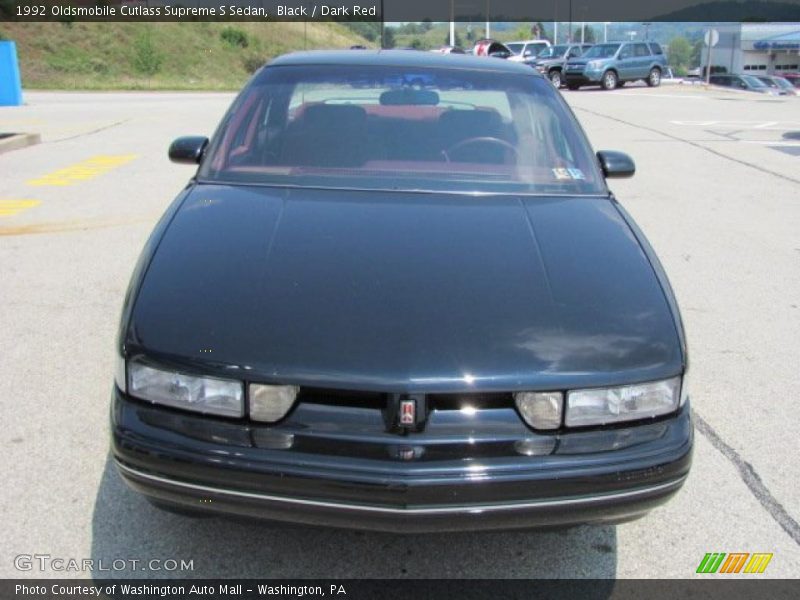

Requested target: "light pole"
[
  {"left": 380, "top": 0, "right": 385, "bottom": 48},
  {"left": 604, "top": 22, "right": 610, "bottom": 43},
  {"left": 553, "top": 0, "right": 558, "bottom": 43},
  {"left": 450, "top": 0, "right": 455, "bottom": 47},
  {"left": 568, "top": 0, "right": 572, "bottom": 42}
]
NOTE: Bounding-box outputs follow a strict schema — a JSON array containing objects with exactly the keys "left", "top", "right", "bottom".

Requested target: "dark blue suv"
[{"left": 565, "top": 42, "right": 668, "bottom": 90}]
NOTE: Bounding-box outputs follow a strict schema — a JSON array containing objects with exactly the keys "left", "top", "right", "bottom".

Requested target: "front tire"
[
  {"left": 647, "top": 67, "right": 662, "bottom": 87},
  {"left": 601, "top": 70, "right": 618, "bottom": 90},
  {"left": 549, "top": 70, "right": 563, "bottom": 87}
]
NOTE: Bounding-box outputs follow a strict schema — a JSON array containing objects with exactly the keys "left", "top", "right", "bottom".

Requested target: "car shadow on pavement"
[{"left": 91, "top": 455, "right": 618, "bottom": 579}]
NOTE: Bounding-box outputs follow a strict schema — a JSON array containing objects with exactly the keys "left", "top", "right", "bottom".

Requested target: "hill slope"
[{"left": 0, "top": 22, "right": 368, "bottom": 90}]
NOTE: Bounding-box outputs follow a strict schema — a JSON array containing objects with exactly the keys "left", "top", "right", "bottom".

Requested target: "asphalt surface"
[{"left": 1, "top": 83, "right": 799, "bottom": 579}]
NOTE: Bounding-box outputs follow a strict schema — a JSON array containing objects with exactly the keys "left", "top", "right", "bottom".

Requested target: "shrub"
[
  {"left": 133, "top": 33, "right": 163, "bottom": 76},
  {"left": 221, "top": 27, "right": 249, "bottom": 48},
  {"left": 242, "top": 54, "right": 267, "bottom": 74}
]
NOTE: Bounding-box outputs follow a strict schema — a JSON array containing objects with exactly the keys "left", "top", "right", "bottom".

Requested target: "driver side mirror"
[
  {"left": 169, "top": 136, "right": 209, "bottom": 164},
  {"left": 597, "top": 151, "right": 635, "bottom": 178}
]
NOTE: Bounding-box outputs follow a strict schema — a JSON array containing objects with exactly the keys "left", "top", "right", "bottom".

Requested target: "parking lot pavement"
[{"left": 1, "top": 89, "right": 799, "bottom": 579}]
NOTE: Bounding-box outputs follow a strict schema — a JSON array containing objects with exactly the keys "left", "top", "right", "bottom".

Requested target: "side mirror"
[
  {"left": 597, "top": 150, "right": 635, "bottom": 179},
  {"left": 169, "top": 136, "right": 209, "bottom": 164}
]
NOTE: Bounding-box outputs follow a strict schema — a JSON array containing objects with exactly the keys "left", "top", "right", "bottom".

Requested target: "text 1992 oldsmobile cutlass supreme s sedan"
[{"left": 111, "top": 51, "right": 692, "bottom": 532}]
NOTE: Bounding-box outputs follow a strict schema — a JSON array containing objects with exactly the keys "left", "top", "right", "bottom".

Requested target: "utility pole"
[{"left": 486, "top": 0, "right": 490, "bottom": 39}]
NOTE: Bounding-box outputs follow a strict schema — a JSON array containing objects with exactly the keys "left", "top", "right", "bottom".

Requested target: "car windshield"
[
  {"left": 506, "top": 43, "right": 524, "bottom": 55},
  {"left": 581, "top": 44, "right": 621, "bottom": 58},
  {"left": 198, "top": 64, "right": 605, "bottom": 195},
  {"left": 538, "top": 45, "right": 570, "bottom": 59},
  {"left": 742, "top": 75, "right": 767, "bottom": 87}
]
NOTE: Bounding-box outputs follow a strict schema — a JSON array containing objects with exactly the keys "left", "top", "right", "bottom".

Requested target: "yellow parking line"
[
  {"left": 27, "top": 154, "right": 138, "bottom": 187},
  {"left": 0, "top": 199, "right": 40, "bottom": 218}
]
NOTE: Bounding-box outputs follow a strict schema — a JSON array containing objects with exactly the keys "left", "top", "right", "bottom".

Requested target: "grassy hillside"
[{"left": 0, "top": 22, "right": 368, "bottom": 90}]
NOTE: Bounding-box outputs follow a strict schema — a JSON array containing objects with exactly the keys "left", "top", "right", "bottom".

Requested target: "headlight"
[
  {"left": 249, "top": 384, "right": 299, "bottom": 423},
  {"left": 128, "top": 360, "right": 244, "bottom": 418},
  {"left": 514, "top": 391, "right": 563, "bottom": 430},
  {"left": 565, "top": 376, "right": 681, "bottom": 427},
  {"left": 587, "top": 61, "right": 601, "bottom": 70}
]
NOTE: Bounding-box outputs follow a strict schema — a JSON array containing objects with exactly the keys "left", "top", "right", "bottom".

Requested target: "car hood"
[{"left": 126, "top": 185, "right": 682, "bottom": 391}]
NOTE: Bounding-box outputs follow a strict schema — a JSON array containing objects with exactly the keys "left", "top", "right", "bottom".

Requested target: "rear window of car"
[
  {"left": 198, "top": 64, "right": 605, "bottom": 195},
  {"left": 634, "top": 43, "right": 651, "bottom": 57},
  {"left": 648, "top": 43, "right": 663, "bottom": 55}
]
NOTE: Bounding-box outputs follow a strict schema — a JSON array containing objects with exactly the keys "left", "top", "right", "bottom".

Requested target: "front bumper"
[
  {"left": 564, "top": 68, "right": 604, "bottom": 85},
  {"left": 111, "top": 388, "right": 693, "bottom": 532}
]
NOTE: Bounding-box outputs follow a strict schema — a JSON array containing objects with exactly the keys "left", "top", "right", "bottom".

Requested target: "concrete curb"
[{"left": 0, "top": 132, "right": 41, "bottom": 154}]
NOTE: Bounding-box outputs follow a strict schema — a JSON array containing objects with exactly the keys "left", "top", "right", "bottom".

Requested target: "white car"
[{"left": 506, "top": 40, "right": 551, "bottom": 62}]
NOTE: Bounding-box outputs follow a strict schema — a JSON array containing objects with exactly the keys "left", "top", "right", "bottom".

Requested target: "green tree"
[
  {"left": 534, "top": 22, "right": 551, "bottom": 41},
  {"left": 383, "top": 27, "right": 396, "bottom": 49},
  {"left": 690, "top": 38, "right": 705, "bottom": 68},
  {"left": 668, "top": 36, "right": 693, "bottom": 74},
  {"left": 578, "top": 25, "right": 596, "bottom": 43},
  {"left": 132, "top": 32, "right": 163, "bottom": 77}
]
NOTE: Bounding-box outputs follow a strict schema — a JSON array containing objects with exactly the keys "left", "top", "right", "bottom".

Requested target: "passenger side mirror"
[
  {"left": 597, "top": 151, "right": 635, "bottom": 179},
  {"left": 169, "top": 136, "right": 209, "bottom": 165}
]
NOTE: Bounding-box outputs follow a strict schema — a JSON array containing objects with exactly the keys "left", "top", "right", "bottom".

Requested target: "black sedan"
[{"left": 112, "top": 50, "right": 692, "bottom": 532}]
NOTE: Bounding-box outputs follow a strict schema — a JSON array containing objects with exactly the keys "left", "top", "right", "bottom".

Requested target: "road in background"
[{"left": 1, "top": 87, "right": 799, "bottom": 578}]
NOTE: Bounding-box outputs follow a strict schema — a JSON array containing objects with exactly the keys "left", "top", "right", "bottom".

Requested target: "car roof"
[{"left": 269, "top": 50, "right": 540, "bottom": 75}]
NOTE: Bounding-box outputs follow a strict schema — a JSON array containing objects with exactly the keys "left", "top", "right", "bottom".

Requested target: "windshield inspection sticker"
[{"left": 552, "top": 168, "right": 585, "bottom": 180}]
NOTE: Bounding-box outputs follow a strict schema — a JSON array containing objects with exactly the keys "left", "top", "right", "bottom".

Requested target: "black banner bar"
[
  {"left": 3, "top": 0, "right": 800, "bottom": 22},
  {"left": 2, "top": 579, "right": 800, "bottom": 600}
]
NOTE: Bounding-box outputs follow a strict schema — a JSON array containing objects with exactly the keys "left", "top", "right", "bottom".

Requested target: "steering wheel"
[{"left": 443, "top": 137, "right": 519, "bottom": 164}]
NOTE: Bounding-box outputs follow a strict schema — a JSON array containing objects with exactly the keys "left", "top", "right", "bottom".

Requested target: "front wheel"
[
  {"left": 647, "top": 67, "right": 662, "bottom": 87},
  {"left": 549, "top": 70, "right": 563, "bottom": 87},
  {"left": 601, "top": 70, "right": 618, "bottom": 90}
]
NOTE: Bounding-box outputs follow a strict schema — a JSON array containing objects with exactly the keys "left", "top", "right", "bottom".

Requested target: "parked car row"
[
  {"left": 709, "top": 73, "right": 798, "bottom": 96},
  {"left": 424, "top": 39, "right": 798, "bottom": 97}
]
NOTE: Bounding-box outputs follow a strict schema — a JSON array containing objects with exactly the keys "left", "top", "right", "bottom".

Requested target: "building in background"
[{"left": 703, "top": 23, "right": 800, "bottom": 75}]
